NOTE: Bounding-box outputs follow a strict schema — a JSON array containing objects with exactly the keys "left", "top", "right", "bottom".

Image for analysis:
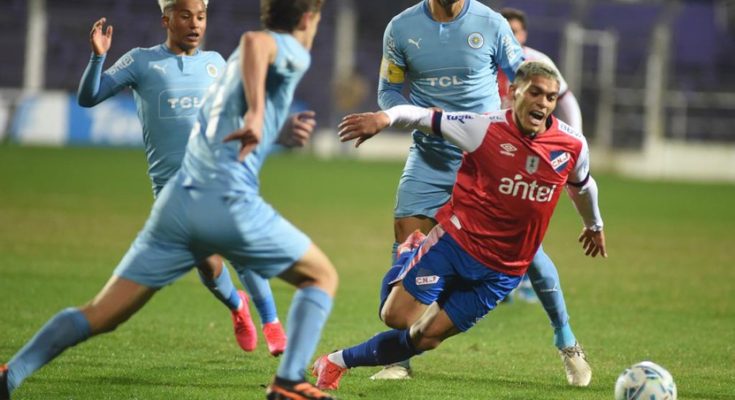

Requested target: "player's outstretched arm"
[
  {"left": 339, "top": 105, "right": 491, "bottom": 152},
  {"left": 338, "top": 112, "right": 391, "bottom": 148},
  {"left": 225, "top": 31, "right": 277, "bottom": 161},
  {"left": 578, "top": 227, "right": 606, "bottom": 258},
  {"left": 78, "top": 18, "right": 127, "bottom": 107},
  {"left": 90, "top": 17, "right": 113, "bottom": 56},
  {"left": 567, "top": 176, "right": 607, "bottom": 258}
]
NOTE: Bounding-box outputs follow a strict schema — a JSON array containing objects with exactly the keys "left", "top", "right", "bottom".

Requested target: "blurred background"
[{"left": 2, "top": 0, "right": 734, "bottom": 181}]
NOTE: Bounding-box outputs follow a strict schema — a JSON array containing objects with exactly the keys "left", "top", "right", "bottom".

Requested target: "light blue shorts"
[
  {"left": 395, "top": 225, "right": 521, "bottom": 332},
  {"left": 394, "top": 136, "right": 462, "bottom": 219},
  {"left": 114, "top": 176, "right": 311, "bottom": 288}
]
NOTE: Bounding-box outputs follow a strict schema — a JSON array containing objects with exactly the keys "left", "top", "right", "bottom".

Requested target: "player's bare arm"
[
  {"left": 578, "top": 227, "right": 606, "bottom": 258},
  {"left": 278, "top": 111, "right": 317, "bottom": 148},
  {"left": 338, "top": 112, "right": 391, "bottom": 147},
  {"left": 223, "top": 31, "right": 277, "bottom": 161},
  {"left": 89, "top": 17, "right": 113, "bottom": 56},
  {"left": 567, "top": 177, "right": 607, "bottom": 258}
]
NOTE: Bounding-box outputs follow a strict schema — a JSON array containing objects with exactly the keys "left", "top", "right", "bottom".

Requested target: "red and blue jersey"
[{"left": 430, "top": 109, "right": 589, "bottom": 276}]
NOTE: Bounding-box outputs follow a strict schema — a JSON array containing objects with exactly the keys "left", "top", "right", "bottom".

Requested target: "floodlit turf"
[{"left": 0, "top": 145, "right": 733, "bottom": 400}]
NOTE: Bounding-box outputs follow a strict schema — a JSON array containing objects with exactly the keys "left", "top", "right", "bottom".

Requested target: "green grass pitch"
[{"left": 0, "top": 145, "right": 733, "bottom": 399}]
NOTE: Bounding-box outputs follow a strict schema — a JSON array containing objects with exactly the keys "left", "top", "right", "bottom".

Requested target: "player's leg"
[
  {"left": 236, "top": 269, "right": 287, "bottom": 356},
  {"left": 527, "top": 245, "right": 591, "bottom": 387},
  {"left": 262, "top": 244, "right": 337, "bottom": 399},
  {"left": 378, "top": 162, "right": 450, "bottom": 380},
  {"left": 217, "top": 196, "right": 336, "bottom": 399},
  {"left": 315, "top": 227, "right": 462, "bottom": 389},
  {"left": 2, "top": 181, "right": 198, "bottom": 397},
  {"left": 196, "top": 256, "right": 258, "bottom": 352},
  {"left": 3, "top": 276, "right": 156, "bottom": 396}
]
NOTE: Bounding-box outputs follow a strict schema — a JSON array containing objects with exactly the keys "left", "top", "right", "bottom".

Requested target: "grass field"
[{"left": 0, "top": 145, "right": 733, "bottom": 400}]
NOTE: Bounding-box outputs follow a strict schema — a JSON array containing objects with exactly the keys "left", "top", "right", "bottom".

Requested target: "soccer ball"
[{"left": 614, "top": 361, "right": 677, "bottom": 400}]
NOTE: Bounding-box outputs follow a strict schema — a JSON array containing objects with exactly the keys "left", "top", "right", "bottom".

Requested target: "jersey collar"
[{"left": 422, "top": 0, "right": 471, "bottom": 24}]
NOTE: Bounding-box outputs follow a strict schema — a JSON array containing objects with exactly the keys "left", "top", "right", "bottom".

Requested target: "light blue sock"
[
  {"left": 527, "top": 245, "right": 576, "bottom": 348},
  {"left": 276, "top": 287, "right": 333, "bottom": 381},
  {"left": 238, "top": 269, "right": 278, "bottom": 324},
  {"left": 6, "top": 308, "right": 91, "bottom": 393},
  {"left": 342, "top": 329, "right": 422, "bottom": 368},
  {"left": 198, "top": 264, "right": 241, "bottom": 310}
]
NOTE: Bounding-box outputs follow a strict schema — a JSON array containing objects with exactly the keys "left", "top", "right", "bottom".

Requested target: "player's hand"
[
  {"left": 338, "top": 112, "right": 391, "bottom": 148},
  {"left": 578, "top": 227, "right": 607, "bottom": 258},
  {"left": 90, "top": 18, "right": 113, "bottom": 56},
  {"left": 224, "top": 113, "right": 263, "bottom": 161},
  {"left": 277, "top": 110, "right": 316, "bottom": 148}
]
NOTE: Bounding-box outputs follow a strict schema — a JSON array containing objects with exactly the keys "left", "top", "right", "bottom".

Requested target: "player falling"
[{"left": 312, "top": 61, "right": 607, "bottom": 392}]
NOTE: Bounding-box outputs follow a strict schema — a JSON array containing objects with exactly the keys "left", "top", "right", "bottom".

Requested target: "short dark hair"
[
  {"left": 500, "top": 7, "right": 527, "bottom": 30},
  {"left": 261, "top": 0, "right": 324, "bottom": 32}
]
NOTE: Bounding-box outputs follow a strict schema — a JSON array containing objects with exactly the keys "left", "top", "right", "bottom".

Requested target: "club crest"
[
  {"left": 468, "top": 32, "right": 484, "bottom": 49},
  {"left": 525, "top": 155, "right": 540, "bottom": 174}
]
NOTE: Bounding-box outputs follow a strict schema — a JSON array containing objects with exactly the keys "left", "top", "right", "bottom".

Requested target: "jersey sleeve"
[
  {"left": 384, "top": 105, "right": 491, "bottom": 152},
  {"left": 378, "top": 19, "right": 410, "bottom": 110},
  {"left": 103, "top": 48, "right": 140, "bottom": 89},
  {"left": 77, "top": 50, "right": 137, "bottom": 107},
  {"left": 493, "top": 18, "right": 525, "bottom": 80},
  {"left": 567, "top": 135, "right": 591, "bottom": 186}
]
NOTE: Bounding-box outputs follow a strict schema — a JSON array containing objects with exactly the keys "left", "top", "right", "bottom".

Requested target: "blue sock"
[
  {"left": 276, "top": 286, "right": 332, "bottom": 381},
  {"left": 198, "top": 264, "right": 241, "bottom": 311},
  {"left": 6, "top": 308, "right": 91, "bottom": 393},
  {"left": 238, "top": 269, "right": 278, "bottom": 324},
  {"left": 391, "top": 241, "right": 399, "bottom": 264},
  {"left": 527, "top": 246, "right": 576, "bottom": 348},
  {"left": 342, "top": 329, "right": 422, "bottom": 368}
]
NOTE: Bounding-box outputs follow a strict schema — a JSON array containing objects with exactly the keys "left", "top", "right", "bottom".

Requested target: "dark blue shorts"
[{"left": 395, "top": 225, "right": 521, "bottom": 332}]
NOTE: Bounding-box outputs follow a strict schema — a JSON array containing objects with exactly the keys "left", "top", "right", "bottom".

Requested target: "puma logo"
[
  {"left": 407, "top": 38, "right": 422, "bottom": 49},
  {"left": 152, "top": 64, "right": 167, "bottom": 75}
]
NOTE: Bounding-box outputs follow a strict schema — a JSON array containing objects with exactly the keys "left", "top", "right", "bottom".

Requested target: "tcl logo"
[
  {"left": 424, "top": 76, "right": 463, "bottom": 87},
  {"left": 166, "top": 96, "right": 205, "bottom": 109}
]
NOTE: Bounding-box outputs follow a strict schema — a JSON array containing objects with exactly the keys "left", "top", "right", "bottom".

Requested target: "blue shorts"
[
  {"left": 394, "top": 135, "right": 462, "bottom": 219},
  {"left": 394, "top": 225, "right": 521, "bottom": 332},
  {"left": 114, "top": 175, "right": 311, "bottom": 288}
]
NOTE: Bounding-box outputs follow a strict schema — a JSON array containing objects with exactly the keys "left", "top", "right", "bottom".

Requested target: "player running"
[
  {"left": 313, "top": 61, "right": 606, "bottom": 391},
  {"left": 1, "top": 1, "right": 335, "bottom": 399},
  {"left": 76, "top": 0, "right": 293, "bottom": 356},
  {"left": 372, "top": 0, "right": 591, "bottom": 385}
]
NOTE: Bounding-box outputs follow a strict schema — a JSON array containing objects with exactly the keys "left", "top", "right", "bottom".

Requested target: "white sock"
[{"left": 327, "top": 350, "right": 347, "bottom": 368}]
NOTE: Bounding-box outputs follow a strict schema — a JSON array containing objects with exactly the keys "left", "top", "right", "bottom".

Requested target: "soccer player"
[
  {"left": 496, "top": 7, "right": 584, "bottom": 304},
  {"left": 76, "top": 0, "right": 291, "bottom": 356},
  {"left": 312, "top": 61, "right": 606, "bottom": 391},
  {"left": 373, "top": 0, "right": 591, "bottom": 385},
  {"left": 0, "top": 1, "right": 335, "bottom": 399},
  {"left": 498, "top": 7, "right": 582, "bottom": 131}
]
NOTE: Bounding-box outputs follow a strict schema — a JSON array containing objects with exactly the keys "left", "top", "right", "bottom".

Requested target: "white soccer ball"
[{"left": 614, "top": 361, "right": 677, "bottom": 400}]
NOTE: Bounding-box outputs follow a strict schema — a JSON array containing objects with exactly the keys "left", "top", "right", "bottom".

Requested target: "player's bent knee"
[
  {"left": 380, "top": 306, "right": 410, "bottom": 329},
  {"left": 282, "top": 244, "right": 339, "bottom": 296}
]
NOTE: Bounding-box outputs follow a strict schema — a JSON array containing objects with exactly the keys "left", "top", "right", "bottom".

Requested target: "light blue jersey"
[
  {"left": 113, "top": 31, "right": 312, "bottom": 287},
  {"left": 78, "top": 44, "right": 225, "bottom": 195},
  {"left": 181, "top": 32, "right": 310, "bottom": 194},
  {"left": 378, "top": 0, "right": 524, "bottom": 218}
]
